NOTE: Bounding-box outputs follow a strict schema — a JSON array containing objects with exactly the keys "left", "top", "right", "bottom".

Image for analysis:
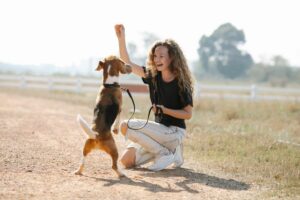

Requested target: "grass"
[
  {"left": 1, "top": 87, "right": 299, "bottom": 198},
  {"left": 187, "top": 98, "right": 300, "bottom": 197}
]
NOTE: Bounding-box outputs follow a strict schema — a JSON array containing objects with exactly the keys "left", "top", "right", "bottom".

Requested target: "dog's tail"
[{"left": 76, "top": 114, "right": 97, "bottom": 139}]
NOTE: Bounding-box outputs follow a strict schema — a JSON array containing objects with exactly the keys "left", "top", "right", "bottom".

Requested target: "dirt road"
[{"left": 0, "top": 90, "right": 259, "bottom": 199}]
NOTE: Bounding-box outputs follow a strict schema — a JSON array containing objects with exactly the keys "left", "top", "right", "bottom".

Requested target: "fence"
[
  {"left": 0, "top": 74, "right": 300, "bottom": 101},
  {"left": 0, "top": 74, "right": 148, "bottom": 94}
]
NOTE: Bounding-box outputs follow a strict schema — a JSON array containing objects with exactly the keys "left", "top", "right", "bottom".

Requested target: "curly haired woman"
[{"left": 115, "top": 24, "right": 194, "bottom": 171}]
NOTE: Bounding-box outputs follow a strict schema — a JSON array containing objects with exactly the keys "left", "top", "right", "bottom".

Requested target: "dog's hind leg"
[
  {"left": 102, "top": 137, "right": 125, "bottom": 177},
  {"left": 74, "top": 139, "right": 94, "bottom": 175}
]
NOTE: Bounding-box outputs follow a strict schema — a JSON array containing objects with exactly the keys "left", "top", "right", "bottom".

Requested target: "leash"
[
  {"left": 121, "top": 87, "right": 154, "bottom": 130},
  {"left": 104, "top": 83, "right": 163, "bottom": 130}
]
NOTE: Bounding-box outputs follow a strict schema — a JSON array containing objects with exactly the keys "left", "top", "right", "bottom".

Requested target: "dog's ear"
[{"left": 95, "top": 61, "right": 104, "bottom": 71}]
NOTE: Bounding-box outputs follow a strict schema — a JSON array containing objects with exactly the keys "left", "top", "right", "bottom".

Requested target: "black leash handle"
[{"left": 122, "top": 87, "right": 153, "bottom": 130}]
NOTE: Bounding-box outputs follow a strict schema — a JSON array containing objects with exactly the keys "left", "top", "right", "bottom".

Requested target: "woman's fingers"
[
  {"left": 152, "top": 105, "right": 164, "bottom": 114},
  {"left": 114, "top": 24, "right": 124, "bottom": 37}
]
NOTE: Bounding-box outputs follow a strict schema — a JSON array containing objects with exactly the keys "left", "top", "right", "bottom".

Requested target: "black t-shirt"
[{"left": 142, "top": 70, "right": 193, "bottom": 129}]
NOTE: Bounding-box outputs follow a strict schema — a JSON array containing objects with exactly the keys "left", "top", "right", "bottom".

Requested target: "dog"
[{"left": 74, "top": 55, "right": 131, "bottom": 177}]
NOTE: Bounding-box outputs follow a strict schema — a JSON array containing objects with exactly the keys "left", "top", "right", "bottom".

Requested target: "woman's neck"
[{"left": 161, "top": 70, "right": 175, "bottom": 82}]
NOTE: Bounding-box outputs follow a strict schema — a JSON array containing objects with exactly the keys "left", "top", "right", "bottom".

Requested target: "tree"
[
  {"left": 127, "top": 42, "right": 137, "bottom": 56},
  {"left": 142, "top": 32, "right": 160, "bottom": 51},
  {"left": 271, "top": 55, "right": 290, "bottom": 67},
  {"left": 126, "top": 32, "right": 160, "bottom": 66},
  {"left": 197, "top": 23, "right": 253, "bottom": 79},
  {"left": 247, "top": 55, "right": 296, "bottom": 87}
]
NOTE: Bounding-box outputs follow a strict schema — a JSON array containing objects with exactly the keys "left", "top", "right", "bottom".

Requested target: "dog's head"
[{"left": 96, "top": 55, "right": 132, "bottom": 84}]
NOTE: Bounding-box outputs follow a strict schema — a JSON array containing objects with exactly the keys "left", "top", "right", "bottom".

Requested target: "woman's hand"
[
  {"left": 114, "top": 24, "right": 125, "bottom": 40},
  {"left": 152, "top": 104, "right": 164, "bottom": 114}
]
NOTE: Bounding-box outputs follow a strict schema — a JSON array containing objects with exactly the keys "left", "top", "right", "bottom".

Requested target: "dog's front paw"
[{"left": 112, "top": 128, "right": 119, "bottom": 134}]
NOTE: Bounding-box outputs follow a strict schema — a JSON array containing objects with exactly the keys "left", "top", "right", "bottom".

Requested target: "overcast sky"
[{"left": 0, "top": 0, "right": 299, "bottom": 67}]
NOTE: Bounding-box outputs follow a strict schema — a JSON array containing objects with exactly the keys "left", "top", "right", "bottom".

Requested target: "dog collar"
[{"left": 103, "top": 83, "right": 120, "bottom": 88}]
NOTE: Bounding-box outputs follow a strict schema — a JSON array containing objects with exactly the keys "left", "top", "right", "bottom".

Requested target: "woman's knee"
[
  {"left": 120, "top": 148, "right": 136, "bottom": 168},
  {"left": 120, "top": 121, "right": 128, "bottom": 136}
]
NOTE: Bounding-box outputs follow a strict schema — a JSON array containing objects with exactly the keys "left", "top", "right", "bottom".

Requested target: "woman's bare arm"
[
  {"left": 154, "top": 105, "right": 193, "bottom": 120},
  {"left": 114, "top": 24, "right": 146, "bottom": 78}
]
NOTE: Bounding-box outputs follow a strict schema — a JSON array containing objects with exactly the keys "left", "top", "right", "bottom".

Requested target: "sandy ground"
[{"left": 0, "top": 90, "right": 261, "bottom": 200}]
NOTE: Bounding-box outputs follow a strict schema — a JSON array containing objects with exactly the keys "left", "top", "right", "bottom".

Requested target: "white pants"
[{"left": 124, "top": 119, "right": 185, "bottom": 165}]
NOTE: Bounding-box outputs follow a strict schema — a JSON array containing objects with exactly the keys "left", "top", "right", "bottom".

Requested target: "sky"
[{"left": 1, "top": 0, "right": 300, "bottom": 68}]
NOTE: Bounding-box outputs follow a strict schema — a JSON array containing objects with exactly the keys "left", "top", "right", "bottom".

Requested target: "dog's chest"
[{"left": 93, "top": 88, "right": 122, "bottom": 133}]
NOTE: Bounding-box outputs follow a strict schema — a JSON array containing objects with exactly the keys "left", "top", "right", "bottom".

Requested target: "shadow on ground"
[{"left": 83, "top": 167, "right": 250, "bottom": 193}]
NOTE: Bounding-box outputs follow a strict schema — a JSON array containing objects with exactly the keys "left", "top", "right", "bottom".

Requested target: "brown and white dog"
[{"left": 75, "top": 55, "right": 131, "bottom": 177}]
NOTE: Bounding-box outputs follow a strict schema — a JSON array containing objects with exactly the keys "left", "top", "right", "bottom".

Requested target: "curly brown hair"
[{"left": 146, "top": 39, "right": 194, "bottom": 98}]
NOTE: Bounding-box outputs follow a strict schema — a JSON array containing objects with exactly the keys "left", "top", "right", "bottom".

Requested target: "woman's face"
[{"left": 153, "top": 45, "right": 172, "bottom": 72}]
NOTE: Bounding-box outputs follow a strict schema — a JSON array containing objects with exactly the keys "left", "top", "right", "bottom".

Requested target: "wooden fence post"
[
  {"left": 251, "top": 84, "right": 257, "bottom": 100},
  {"left": 76, "top": 78, "right": 82, "bottom": 93},
  {"left": 20, "top": 76, "right": 27, "bottom": 89},
  {"left": 48, "top": 77, "right": 53, "bottom": 91}
]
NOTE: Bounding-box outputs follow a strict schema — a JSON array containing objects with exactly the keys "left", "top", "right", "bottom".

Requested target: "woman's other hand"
[{"left": 152, "top": 104, "right": 164, "bottom": 114}]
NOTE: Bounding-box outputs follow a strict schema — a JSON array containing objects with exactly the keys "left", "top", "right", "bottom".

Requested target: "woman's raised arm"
[{"left": 114, "top": 24, "right": 146, "bottom": 78}]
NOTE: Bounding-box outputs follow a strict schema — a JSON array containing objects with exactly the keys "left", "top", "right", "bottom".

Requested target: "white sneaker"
[
  {"left": 147, "top": 152, "right": 174, "bottom": 171},
  {"left": 173, "top": 143, "right": 184, "bottom": 168}
]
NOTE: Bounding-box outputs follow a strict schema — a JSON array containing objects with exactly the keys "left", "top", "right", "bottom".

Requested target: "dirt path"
[{"left": 0, "top": 90, "right": 259, "bottom": 199}]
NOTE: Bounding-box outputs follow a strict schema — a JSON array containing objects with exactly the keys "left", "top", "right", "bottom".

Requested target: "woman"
[{"left": 115, "top": 24, "right": 194, "bottom": 171}]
